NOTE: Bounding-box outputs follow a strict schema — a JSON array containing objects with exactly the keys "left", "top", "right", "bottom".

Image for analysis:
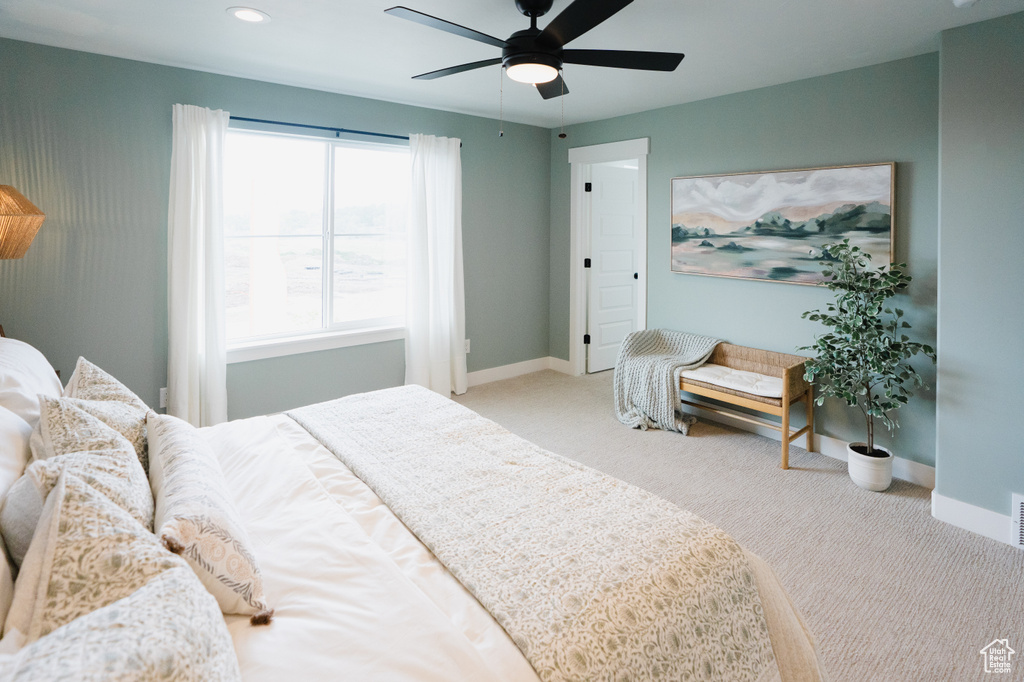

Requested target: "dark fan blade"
[
  {"left": 563, "top": 49, "right": 684, "bottom": 71},
  {"left": 536, "top": 74, "right": 569, "bottom": 99},
  {"left": 538, "top": 0, "right": 634, "bottom": 48},
  {"left": 412, "top": 58, "right": 503, "bottom": 80},
  {"left": 385, "top": 7, "right": 506, "bottom": 48}
]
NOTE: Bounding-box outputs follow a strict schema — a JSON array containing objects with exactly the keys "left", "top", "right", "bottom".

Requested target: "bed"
[{"left": 0, "top": 337, "right": 825, "bottom": 681}]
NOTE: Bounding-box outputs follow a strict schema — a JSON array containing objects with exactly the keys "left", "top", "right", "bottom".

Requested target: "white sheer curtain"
[
  {"left": 405, "top": 134, "right": 468, "bottom": 396},
  {"left": 166, "top": 104, "right": 229, "bottom": 426}
]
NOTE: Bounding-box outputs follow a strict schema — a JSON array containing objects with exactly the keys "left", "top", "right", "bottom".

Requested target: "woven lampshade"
[{"left": 0, "top": 186, "right": 46, "bottom": 259}]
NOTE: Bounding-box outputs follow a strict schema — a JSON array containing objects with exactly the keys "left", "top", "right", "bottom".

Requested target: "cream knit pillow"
[{"left": 147, "top": 412, "right": 272, "bottom": 625}]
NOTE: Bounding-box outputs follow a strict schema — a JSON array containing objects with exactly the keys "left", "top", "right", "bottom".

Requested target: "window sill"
[{"left": 227, "top": 325, "right": 405, "bottom": 364}]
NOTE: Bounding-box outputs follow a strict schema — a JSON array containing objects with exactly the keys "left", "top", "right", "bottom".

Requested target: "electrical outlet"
[
  {"left": 159, "top": 387, "right": 168, "bottom": 409},
  {"left": 465, "top": 339, "right": 471, "bottom": 353}
]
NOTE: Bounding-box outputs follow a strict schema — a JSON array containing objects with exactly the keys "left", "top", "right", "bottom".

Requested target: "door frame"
[{"left": 567, "top": 138, "right": 649, "bottom": 375}]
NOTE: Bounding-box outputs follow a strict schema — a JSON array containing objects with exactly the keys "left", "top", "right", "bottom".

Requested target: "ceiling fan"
[{"left": 385, "top": 0, "right": 684, "bottom": 99}]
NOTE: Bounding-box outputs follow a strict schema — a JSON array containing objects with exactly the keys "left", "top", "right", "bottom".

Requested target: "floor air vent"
[{"left": 1013, "top": 494, "right": 1024, "bottom": 550}]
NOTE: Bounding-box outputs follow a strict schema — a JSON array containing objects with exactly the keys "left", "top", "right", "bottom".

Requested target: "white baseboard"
[
  {"left": 891, "top": 453, "right": 936, "bottom": 489},
  {"left": 547, "top": 357, "right": 574, "bottom": 375},
  {"left": 931, "top": 491, "right": 1015, "bottom": 547},
  {"left": 679, "top": 403, "right": 935, "bottom": 489},
  {"left": 467, "top": 356, "right": 573, "bottom": 387}
]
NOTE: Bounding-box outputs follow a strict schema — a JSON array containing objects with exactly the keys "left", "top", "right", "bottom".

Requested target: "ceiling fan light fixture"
[
  {"left": 506, "top": 62, "right": 558, "bottom": 84},
  {"left": 227, "top": 6, "right": 270, "bottom": 23},
  {"left": 388, "top": 0, "right": 684, "bottom": 99},
  {"left": 504, "top": 55, "right": 560, "bottom": 84}
]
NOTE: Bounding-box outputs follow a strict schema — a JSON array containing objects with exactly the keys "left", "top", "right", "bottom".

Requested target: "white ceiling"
[{"left": 1, "top": 0, "right": 1021, "bottom": 128}]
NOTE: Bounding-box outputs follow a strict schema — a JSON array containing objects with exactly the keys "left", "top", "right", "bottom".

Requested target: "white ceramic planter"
[{"left": 847, "top": 443, "right": 894, "bottom": 491}]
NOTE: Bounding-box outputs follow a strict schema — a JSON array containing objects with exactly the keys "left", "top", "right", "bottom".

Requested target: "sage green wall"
[
  {"left": 936, "top": 13, "right": 1024, "bottom": 514},
  {"left": 549, "top": 55, "right": 940, "bottom": 466},
  {"left": 0, "top": 38, "right": 551, "bottom": 420}
]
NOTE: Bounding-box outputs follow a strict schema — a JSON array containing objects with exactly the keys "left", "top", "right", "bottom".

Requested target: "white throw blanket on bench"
[
  {"left": 288, "top": 385, "right": 784, "bottom": 682},
  {"left": 613, "top": 329, "right": 720, "bottom": 434}
]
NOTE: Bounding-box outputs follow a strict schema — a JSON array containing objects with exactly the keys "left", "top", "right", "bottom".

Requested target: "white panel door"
[{"left": 587, "top": 162, "right": 641, "bottom": 373}]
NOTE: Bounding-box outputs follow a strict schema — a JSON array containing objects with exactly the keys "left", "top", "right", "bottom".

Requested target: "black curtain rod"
[{"left": 229, "top": 116, "right": 409, "bottom": 141}]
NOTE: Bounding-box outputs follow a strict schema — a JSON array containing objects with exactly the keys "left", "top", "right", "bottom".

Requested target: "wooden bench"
[{"left": 679, "top": 343, "right": 814, "bottom": 469}]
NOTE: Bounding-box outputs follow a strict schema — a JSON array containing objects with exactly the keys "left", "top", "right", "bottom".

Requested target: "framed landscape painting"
[{"left": 670, "top": 163, "right": 894, "bottom": 285}]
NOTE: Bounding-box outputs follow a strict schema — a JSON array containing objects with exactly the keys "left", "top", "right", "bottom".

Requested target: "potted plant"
[{"left": 801, "top": 239, "right": 936, "bottom": 491}]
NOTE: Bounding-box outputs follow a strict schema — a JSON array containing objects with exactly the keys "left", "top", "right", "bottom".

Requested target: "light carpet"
[{"left": 453, "top": 370, "right": 1024, "bottom": 682}]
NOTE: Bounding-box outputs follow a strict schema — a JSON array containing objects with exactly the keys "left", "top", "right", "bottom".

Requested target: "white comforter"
[{"left": 203, "top": 414, "right": 539, "bottom": 682}]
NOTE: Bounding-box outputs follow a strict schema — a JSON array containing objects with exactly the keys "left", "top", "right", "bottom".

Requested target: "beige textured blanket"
[
  {"left": 289, "top": 385, "right": 824, "bottom": 682},
  {"left": 614, "top": 329, "right": 720, "bottom": 434}
]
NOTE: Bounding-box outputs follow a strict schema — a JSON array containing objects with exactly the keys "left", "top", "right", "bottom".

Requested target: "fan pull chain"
[
  {"left": 558, "top": 71, "right": 567, "bottom": 139},
  {"left": 498, "top": 67, "right": 505, "bottom": 138}
]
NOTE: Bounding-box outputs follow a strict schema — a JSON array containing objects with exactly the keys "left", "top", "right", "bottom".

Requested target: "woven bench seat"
[{"left": 679, "top": 343, "right": 815, "bottom": 469}]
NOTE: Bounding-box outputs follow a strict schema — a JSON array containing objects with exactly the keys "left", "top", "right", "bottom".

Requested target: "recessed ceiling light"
[{"left": 227, "top": 6, "right": 270, "bottom": 23}]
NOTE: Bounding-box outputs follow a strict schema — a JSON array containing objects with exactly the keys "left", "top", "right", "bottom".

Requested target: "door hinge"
[
  {"left": 583, "top": 334, "right": 591, "bottom": 345},
  {"left": 584, "top": 182, "right": 592, "bottom": 192},
  {"left": 584, "top": 258, "right": 591, "bottom": 268}
]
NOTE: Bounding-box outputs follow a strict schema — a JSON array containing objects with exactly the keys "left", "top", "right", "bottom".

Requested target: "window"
[{"left": 223, "top": 129, "right": 409, "bottom": 359}]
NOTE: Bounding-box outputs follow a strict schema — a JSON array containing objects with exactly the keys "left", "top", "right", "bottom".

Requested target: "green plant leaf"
[{"left": 801, "top": 240, "right": 931, "bottom": 446}]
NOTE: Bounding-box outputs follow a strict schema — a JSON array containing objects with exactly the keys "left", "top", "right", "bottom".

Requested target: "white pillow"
[
  {"left": 0, "top": 338, "right": 61, "bottom": 429},
  {"left": 0, "top": 552, "right": 12, "bottom": 637},
  {"left": 0, "top": 407, "right": 31, "bottom": 497},
  {"left": 0, "top": 407, "right": 31, "bottom": 632},
  {"left": 0, "top": 475, "right": 43, "bottom": 568},
  {"left": 2, "top": 473, "right": 62, "bottom": 639},
  {"left": 147, "top": 412, "right": 273, "bottom": 625}
]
